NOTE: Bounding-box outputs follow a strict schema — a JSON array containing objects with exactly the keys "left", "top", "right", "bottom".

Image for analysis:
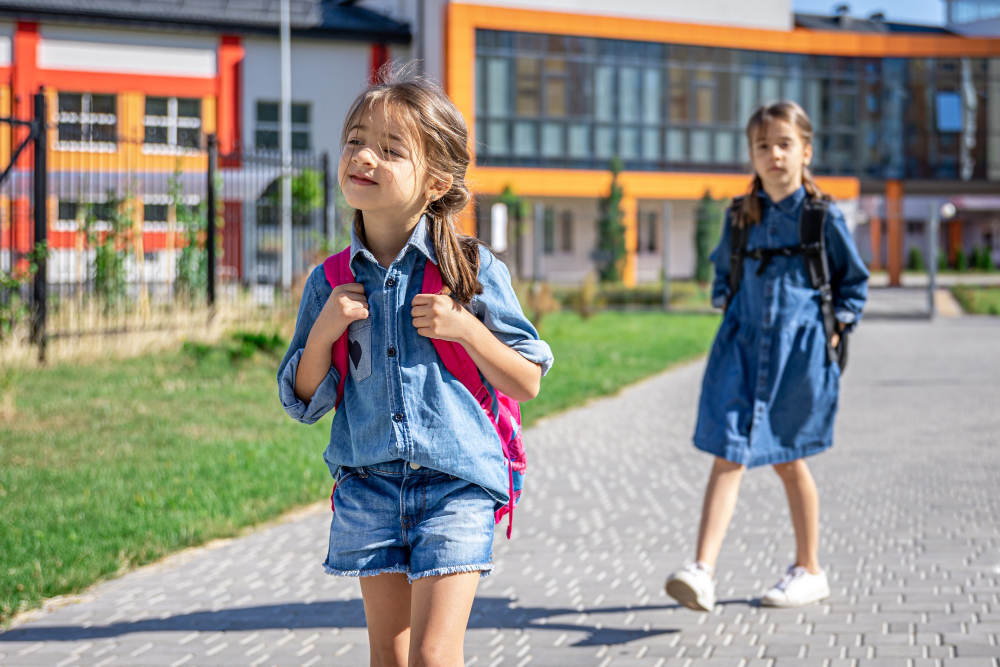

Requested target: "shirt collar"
[
  {"left": 349, "top": 214, "right": 438, "bottom": 268},
  {"left": 758, "top": 184, "right": 807, "bottom": 213}
]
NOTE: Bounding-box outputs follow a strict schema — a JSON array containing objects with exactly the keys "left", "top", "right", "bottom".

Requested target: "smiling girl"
[{"left": 277, "top": 68, "right": 552, "bottom": 665}]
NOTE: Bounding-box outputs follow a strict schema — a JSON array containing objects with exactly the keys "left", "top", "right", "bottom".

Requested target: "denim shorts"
[{"left": 323, "top": 460, "right": 495, "bottom": 583}]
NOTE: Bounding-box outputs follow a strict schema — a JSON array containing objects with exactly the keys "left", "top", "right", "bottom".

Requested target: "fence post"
[
  {"left": 321, "top": 151, "right": 330, "bottom": 243},
  {"left": 206, "top": 133, "right": 217, "bottom": 308},
  {"left": 533, "top": 201, "right": 544, "bottom": 282},
  {"left": 31, "top": 90, "right": 47, "bottom": 363},
  {"left": 661, "top": 200, "right": 672, "bottom": 312}
]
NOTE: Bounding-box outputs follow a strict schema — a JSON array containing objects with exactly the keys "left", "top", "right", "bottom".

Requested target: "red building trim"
[
  {"left": 216, "top": 35, "right": 244, "bottom": 153},
  {"left": 370, "top": 43, "right": 390, "bottom": 82}
]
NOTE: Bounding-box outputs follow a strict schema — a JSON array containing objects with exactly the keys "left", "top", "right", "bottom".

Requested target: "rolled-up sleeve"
[
  {"left": 278, "top": 348, "right": 340, "bottom": 424},
  {"left": 825, "top": 207, "right": 870, "bottom": 332},
  {"left": 276, "top": 266, "right": 341, "bottom": 424},
  {"left": 471, "top": 249, "right": 554, "bottom": 377}
]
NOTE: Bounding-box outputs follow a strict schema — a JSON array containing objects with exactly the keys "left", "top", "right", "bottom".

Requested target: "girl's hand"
[
  {"left": 411, "top": 293, "right": 473, "bottom": 343},
  {"left": 316, "top": 283, "right": 368, "bottom": 342}
]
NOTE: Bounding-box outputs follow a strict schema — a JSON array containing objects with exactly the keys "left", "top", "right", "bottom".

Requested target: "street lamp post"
[
  {"left": 928, "top": 201, "right": 957, "bottom": 320},
  {"left": 280, "top": 0, "right": 293, "bottom": 291}
]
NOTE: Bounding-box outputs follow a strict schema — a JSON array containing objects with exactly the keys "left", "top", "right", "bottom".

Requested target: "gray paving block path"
[{"left": 2, "top": 317, "right": 999, "bottom": 666}]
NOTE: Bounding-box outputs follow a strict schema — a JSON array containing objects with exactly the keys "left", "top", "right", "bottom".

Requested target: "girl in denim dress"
[
  {"left": 277, "top": 68, "right": 552, "bottom": 665},
  {"left": 665, "top": 102, "right": 868, "bottom": 612}
]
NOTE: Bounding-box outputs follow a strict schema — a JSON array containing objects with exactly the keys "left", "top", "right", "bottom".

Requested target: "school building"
[
  {"left": 0, "top": 0, "right": 409, "bottom": 285},
  {"left": 2, "top": 0, "right": 999, "bottom": 289},
  {"left": 366, "top": 0, "right": 1000, "bottom": 285}
]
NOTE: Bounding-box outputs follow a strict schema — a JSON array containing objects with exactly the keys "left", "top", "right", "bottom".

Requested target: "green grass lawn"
[
  {"left": 951, "top": 286, "right": 1000, "bottom": 315},
  {"left": 0, "top": 310, "right": 719, "bottom": 625}
]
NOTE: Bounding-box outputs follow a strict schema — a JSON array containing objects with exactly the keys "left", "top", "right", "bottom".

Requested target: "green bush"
[
  {"left": 907, "top": 247, "right": 925, "bottom": 271},
  {"left": 974, "top": 245, "right": 994, "bottom": 272},
  {"left": 956, "top": 248, "right": 968, "bottom": 272}
]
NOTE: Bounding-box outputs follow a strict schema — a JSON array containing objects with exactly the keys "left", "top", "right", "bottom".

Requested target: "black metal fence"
[{"left": 1, "top": 94, "right": 336, "bottom": 362}]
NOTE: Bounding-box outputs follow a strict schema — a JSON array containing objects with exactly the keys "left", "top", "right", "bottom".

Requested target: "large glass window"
[
  {"left": 669, "top": 68, "right": 690, "bottom": 122},
  {"left": 619, "top": 67, "right": 641, "bottom": 123},
  {"left": 541, "top": 122, "right": 564, "bottom": 157},
  {"left": 473, "top": 29, "right": 993, "bottom": 178},
  {"left": 643, "top": 68, "right": 662, "bottom": 124},
  {"left": 57, "top": 93, "right": 117, "bottom": 149},
  {"left": 486, "top": 58, "right": 510, "bottom": 116},
  {"left": 515, "top": 58, "right": 541, "bottom": 115},
  {"left": 595, "top": 66, "right": 615, "bottom": 121},
  {"left": 694, "top": 69, "right": 715, "bottom": 124}
]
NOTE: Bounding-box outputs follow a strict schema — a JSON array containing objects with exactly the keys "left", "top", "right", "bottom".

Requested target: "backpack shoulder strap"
[
  {"left": 422, "top": 258, "right": 524, "bottom": 538},
  {"left": 322, "top": 247, "right": 353, "bottom": 407},
  {"left": 420, "top": 260, "right": 495, "bottom": 412},
  {"left": 799, "top": 198, "right": 840, "bottom": 366},
  {"left": 727, "top": 197, "right": 749, "bottom": 304},
  {"left": 799, "top": 198, "right": 831, "bottom": 290}
]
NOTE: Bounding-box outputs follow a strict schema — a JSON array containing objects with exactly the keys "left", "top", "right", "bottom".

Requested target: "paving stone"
[{"left": 1, "top": 319, "right": 998, "bottom": 666}]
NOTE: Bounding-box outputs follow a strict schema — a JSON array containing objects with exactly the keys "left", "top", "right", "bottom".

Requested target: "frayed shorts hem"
[
  {"left": 408, "top": 562, "right": 494, "bottom": 583},
  {"left": 323, "top": 562, "right": 493, "bottom": 584}
]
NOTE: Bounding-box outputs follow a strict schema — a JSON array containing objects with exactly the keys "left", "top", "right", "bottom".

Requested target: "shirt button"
[
  {"left": 387, "top": 347, "right": 396, "bottom": 357},
  {"left": 409, "top": 462, "right": 421, "bottom": 470},
  {"left": 386, "top": 278, "right": 396, "bottom": 287},
  {"left": 393, "top": 413, "right": 404, "bottom": 423}
]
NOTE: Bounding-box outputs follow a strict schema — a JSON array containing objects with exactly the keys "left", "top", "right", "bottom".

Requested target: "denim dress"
[
  {"left": 277, "top": 217, "right": 554, "bottom": 508},
  {"left": 693, "top": 186, "right": 869, "bottom": 467}
]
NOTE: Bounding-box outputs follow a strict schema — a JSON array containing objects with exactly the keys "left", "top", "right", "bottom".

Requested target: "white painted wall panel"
[
  {"left": 242, "top": 37, "right": 372, "bottom": 158},
  {"left": 38, "top": 26, "right": 216, "bottom": 77},
  {"left": 0, "top": 22, "right": 13, "bottom": 67}
]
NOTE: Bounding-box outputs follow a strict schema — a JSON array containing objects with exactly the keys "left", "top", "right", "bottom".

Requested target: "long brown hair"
[
  {"left": 340, "top": 63, "right": 483, "bottom": 304},
  {"left": 734, "top": 101, "right": 831, "bottom": 228}
]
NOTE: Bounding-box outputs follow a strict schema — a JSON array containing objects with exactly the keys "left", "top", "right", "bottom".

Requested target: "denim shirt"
[
  {"left": 693, "top": 186, "right": 870, "bottom": 468},
  {"left": 710, "top": 187, "right": 869, "bottom": 331},
  {"left": 277, "top": 217, "right": 554, "bottom": 507}
]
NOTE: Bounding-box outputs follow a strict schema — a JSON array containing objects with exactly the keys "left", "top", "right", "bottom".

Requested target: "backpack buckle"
[
  {"left": 817, "top": 284, "right": 833, "bottom": 303},
  {"left": 473, "top": 385, "right": 492, "bottom": 411}
]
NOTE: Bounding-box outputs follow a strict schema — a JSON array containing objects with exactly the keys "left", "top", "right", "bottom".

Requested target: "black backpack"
[{"left": 726, "top": 196, "right": 848, "bottom": 371}]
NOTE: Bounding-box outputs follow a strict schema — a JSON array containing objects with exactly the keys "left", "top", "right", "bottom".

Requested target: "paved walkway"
[{"left": 1, "top": 318, "right": 999, "bottom": 667}]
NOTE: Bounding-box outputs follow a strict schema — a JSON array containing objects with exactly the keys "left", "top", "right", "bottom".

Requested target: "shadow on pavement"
[{"left": 0, "top": 597, "right": 756, "bottom": 647}]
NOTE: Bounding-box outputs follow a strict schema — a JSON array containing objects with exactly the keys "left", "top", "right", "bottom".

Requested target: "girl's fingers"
[
  {"left": 411, "top": 293, "right": 439, "bottom": 307},
  {"left": 339, "top": 283, "right": 366, "bottom": 295}
]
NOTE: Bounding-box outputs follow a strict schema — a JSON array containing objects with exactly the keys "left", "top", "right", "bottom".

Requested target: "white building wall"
[
  {"left": 481, "top": 196, "right": 702, "bottom": 284},
  {"left": 241, "top": 37, "right": 373, "bottom": 157},
  {"left": 38, "top": 25, "right": 217, "bottom": 77},
  {"left": 0, "top": 22, "right": 13, "bottom": 68}
]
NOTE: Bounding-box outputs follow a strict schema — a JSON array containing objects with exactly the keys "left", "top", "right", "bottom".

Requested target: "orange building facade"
[{"left": 441, "top": 3, "right": 1000, "bottom": 285}]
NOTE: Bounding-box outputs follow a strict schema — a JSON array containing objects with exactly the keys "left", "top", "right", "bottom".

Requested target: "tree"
[
  {"left": 172, "top": 166, "right": 222, "bottom": 302},
  {"left": 695, "top": 191, "right": 723, "bottom": 285},
  {"left": 86, "top": 192, "right": 131, "bottom": 311},
  {"left": 595, "top": 157, "right": 626, "bottom": 283},
  {"left": 264, "top": 169, "right": 325, "bottom": 225},
  {"left": 499, "top": 184, "right": 529, "bottom": 281}
]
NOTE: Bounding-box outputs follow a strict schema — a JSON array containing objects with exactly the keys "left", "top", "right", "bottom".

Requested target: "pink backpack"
[{"left": 323, "top": 247, "right": 527, "bottom": 539}]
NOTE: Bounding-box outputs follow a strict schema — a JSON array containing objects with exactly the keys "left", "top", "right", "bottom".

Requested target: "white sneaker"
[
  {"left": 665, "top": 562, "right": 716, "bottom": 612},
  {"left": 760, "top": 565, "right": 830, "bottom": 607}
]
